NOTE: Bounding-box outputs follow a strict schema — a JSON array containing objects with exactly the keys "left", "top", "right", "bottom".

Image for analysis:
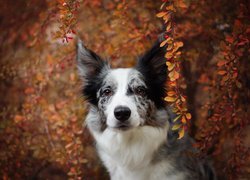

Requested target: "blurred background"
[{"left": 0, "top": 0, "right": 249, "bottom": 179}]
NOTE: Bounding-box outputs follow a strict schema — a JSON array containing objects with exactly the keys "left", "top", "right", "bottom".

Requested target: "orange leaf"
[
  {"left": 165, "top": 52, "right": 173, "bottom": 59},
  {"left": 175, "top": 41, "right": 184, "bottom": 48},
  {"left": 160, "top": 39, "right": 168, "bottom": 47},
  {"left": 178, "top": 127, "right": 185, "bottom": 139},
  {"left": 163, "top": 13, "right": 171, "bottom": 23},
  {"left": 176, "top": 0, "right": 188, "bottom": 8},
  {"left": 169, "top": 71, "right": 180, "bottom": 81},
  {"left": 217, "top": 60, "right": 227, "bottom": 67},
  {"left": 166, "top": 22, "right": 172, "bottom": 31},
  {"left": 167, "top": 91, "right": 176, "bottom": 96},
  {"left": 186, "top": 113, "right": 192, "bottom": 120},
  {"left": 166, "top": 62, "right": 175, "bottom": 71},
  {"left": 218, "top": 70, "right": 227, "bottom": 75},
  {"left": 14, "top": 115, "right": 24, "bottom": 122},
  {"left": 181, "top": 116, "right": 187, "bottom": 123},
  {"left": 167, "top": 44, "right": 173, "bottom": 51},
  {"left": 180, "top": 95, "right": 186, "bottom": 102},
  {"left": 24, "top": 87, "right": 35, "bottom": 94},
  {"left": 156, "top": 11, "right": 167, "bottom": 18},
  {"left": 166, "top": 5, "right": 176, "bottom": 12}
]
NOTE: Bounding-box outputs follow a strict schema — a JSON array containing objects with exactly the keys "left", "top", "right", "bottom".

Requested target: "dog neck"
[{"left": 94, "top": 125, "right": 168, "bottom": 170}]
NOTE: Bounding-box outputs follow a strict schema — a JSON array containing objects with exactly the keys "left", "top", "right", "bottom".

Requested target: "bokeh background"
[{"left": 0, "top": 0, "right": 249, "bottom": 179}]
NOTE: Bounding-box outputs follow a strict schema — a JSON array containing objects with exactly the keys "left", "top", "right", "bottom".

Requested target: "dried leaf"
[
  {"left": 172, "top": 123, "right": 181, "bottom": 130},
  {"left": 217, "top": 60, "right": 227, "bottom": 67},
  {"left": 167, "top": 91, "right": 176, "bottom": 96},
  {"left": 181, "top": 116, "right": 187, "bottom": 123},
  {"left": 218, "top": 70, "right": 227, "bottom": 75},
  {"left": 185, "top": 113, "right": 192, "bottom": 120},
  {"left": 173, "top": 115, "right": 181, "bottom": 122},
  {"left": 178, "top": 127, "right": 185, "bottom": 139},
  {"left": 164, "top": 96, "right": 176, "bottom": 102},
  {"left": 160, "top": 39, "right": 168, "bottom": 47},
  {"left": 156, "top": 11, "right": 167, "bottom": 18},
  {"left": 165, "top": 52, "right": 173, "bottom": 59},
  {"left": 166, "top": 62, "right": 175, "bottom": 71}
]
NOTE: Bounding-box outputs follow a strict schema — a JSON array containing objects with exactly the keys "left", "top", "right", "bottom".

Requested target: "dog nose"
[{"left": 114, "top": 106, "right": 131, "bottom": 121}]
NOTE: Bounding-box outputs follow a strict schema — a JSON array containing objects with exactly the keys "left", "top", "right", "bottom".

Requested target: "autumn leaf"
[
  {"left": 173, "top": 115, "right": 181, "bottom": 122},
  {"left": 185, "top": 113, "right": 192, "bottom": 120},
  {"left": 178, "top": 127, "right": 185, "bottom": 139},
  {"left": 181, "top": 116, "right": 187, "bottom": 123},
  {"left": 167, "top": 91, "right": 176, "bottom": 96},
  {"left": 160, "top": 39, "right": 168, "bottom": 47},
  {"left": 156, "top": 11, "right": 167, "bottom": 18},
  {"left": 218, "top": 70, "right": 227, "bottom": 75},
  {"left": 166, "top": 61, "right": 175, "bottom": 71},
  {"left": 165, "top": 52, "right": 173, "bottom": 59},
  {"left": 172, "top": 123, "right": 181, "bottom": 130},
  {"left": 164, "top": 96, "right": 176, "bottom": 102},
  {"left": 217, "top": 60, "right": 227, "bottom": 67}
]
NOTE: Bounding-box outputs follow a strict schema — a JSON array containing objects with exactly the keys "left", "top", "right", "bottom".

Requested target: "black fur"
[
  {"left": 77, "top": 40, "right": 109, "bottom": 105},
  {"left": 136, "top": 40, "right": 167, "bottom": 108}
]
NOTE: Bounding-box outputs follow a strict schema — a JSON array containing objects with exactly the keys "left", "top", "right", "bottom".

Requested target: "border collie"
[{"left": 76, "top": 39, "right": 216, "bottom": 180}]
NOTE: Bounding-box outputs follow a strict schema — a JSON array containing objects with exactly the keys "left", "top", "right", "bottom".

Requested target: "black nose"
[{"left": 114, "top": 106, "right": 131, "bottom": 121}]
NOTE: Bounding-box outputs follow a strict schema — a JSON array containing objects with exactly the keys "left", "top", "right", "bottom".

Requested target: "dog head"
[{"left": 77, "top": 40, "right": 167, "bottom": 132}]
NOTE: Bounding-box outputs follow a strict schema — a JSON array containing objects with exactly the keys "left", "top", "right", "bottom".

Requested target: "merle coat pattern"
[{"left": 77, "top": 39, "right": 216, "bottom": 180}]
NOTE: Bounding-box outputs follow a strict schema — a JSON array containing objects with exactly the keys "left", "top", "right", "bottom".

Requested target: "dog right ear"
[{"left": 76, "top": 40, "right": 108, "bottom": 79}]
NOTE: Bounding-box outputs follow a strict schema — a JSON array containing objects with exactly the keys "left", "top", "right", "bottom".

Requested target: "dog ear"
[
  {"left": 136, "top": 40, "right": 167, "bottom": 107},
  {"left": 76, "top": 40, "right": 108, "bottom": 79}
]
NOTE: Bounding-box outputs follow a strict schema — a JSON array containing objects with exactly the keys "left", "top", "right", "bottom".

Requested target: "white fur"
[
  {"left": 104, "top": 68, "right": 143, "bottom": 128},
  {"left": 88, "top": 121, "right": 185, "bottom": 180},
  {"left": 85, "top": 69, "right": 186, "bottom": 180}
]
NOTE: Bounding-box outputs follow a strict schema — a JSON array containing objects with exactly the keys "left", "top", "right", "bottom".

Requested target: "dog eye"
[
  {"left": 102, "top": 88, "right": 112, "bottom": 97},
  {"left": 135, "top": 86, "right": 146, "bottom": 96}
]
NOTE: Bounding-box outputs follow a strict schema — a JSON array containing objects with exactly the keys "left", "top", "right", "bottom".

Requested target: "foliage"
[
  {"left": 0, "top": 0, "right": 249, "bottom": 179},
  {"left": 157, "top": 0, "right": 191, "bottom": 139}
]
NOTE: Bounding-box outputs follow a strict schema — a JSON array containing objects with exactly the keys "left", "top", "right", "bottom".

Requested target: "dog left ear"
[
  {"left": 136, "top": 40, "right": 167, "bottom": 107},
  {"left": 137, "top": 40, "right": 167, "bottom": 84}
]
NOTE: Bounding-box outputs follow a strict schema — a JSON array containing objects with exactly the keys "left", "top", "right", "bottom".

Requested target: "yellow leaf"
[
  {"left": 178, "top": 127, "right": 185, "bottom": 139},
  {"left": 160, "top": 39, "right": 168, "bottom": 47},
  {"left": 164, "top": 96, "right": 176, "bottom": 102},
  {"left": 166, "top": 5, "right": 176, "bottom": 12},
  {"left": 167, "top": 44, "right": 173, "bottom": 51},
  {"left": 186, "top": 113, "right": 192, "bottom": 120},
  {"left": 165, "top": 52, "right": 173, "bottom": 59},
  {"left": 172, "top": 123, "right": 181, "bottom": 130},
  {"left": 169, "top": 71, "right": 180, "bottom": 81},
  {"left": 166, "top": 37, "right": 173, "bottom": 43},
  {"left": 156, "top": 11, "right": 167, "bottom": 18},
  {"left": 166, "top": 62, "right": 175, "bottom": 71},
  {"left": 173, "top": 115, "right": 181, "bottom": 122}
]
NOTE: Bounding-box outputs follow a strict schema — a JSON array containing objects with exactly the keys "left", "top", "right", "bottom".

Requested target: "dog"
[{"left": 76, "top": 38, "right": 216, "bottom": 180}]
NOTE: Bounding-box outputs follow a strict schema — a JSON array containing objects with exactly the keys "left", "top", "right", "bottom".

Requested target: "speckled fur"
[{"left": 77, "top": 39, "right": 216, "bottom": 180}]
